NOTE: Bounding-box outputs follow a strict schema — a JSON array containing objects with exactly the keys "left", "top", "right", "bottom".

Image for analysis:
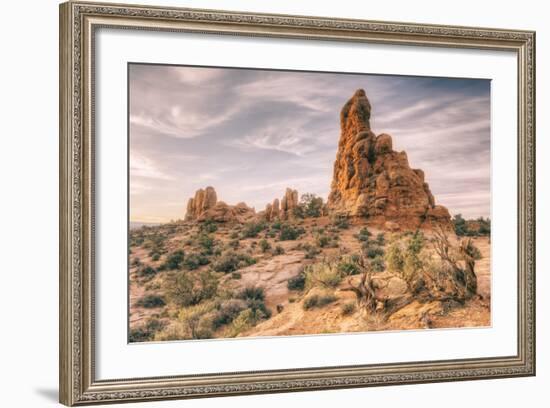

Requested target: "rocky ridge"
[{"left": 185, "top": 186, "right": 255, "bottom": 223}]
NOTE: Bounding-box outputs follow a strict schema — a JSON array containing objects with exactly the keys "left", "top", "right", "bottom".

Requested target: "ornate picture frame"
[{"left": 59, "top": 1, "right": 535, "bottom": 405}]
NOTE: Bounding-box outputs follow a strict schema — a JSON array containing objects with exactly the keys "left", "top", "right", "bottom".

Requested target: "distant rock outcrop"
[
  {"left": 327, "top": 89, "right": 451, "bottom": 230},
  {"left": 264, "top": 188, "right": 299, "bottom": 221},
  {"left": 185, "top": 187, "right": 255, "bottom": 223}
]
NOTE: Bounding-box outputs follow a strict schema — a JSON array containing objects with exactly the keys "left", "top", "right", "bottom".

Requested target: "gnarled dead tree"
[
  {"left": 340, "top": 257, "right": 377, "bottom": 313},
  {"left": 431, "top": 227, "right": 481, "bottom": 301}
]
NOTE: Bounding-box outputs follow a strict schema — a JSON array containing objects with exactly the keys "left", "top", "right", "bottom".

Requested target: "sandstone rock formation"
[
  {"left": 185, "top": 186, "right": 255, "bottom": 223},
  {"left": 264, "top": 188, "right": 299, "bottom": 221},
  {"left": 185, "top": 186, "right": 217, "bottom": 221},
  {"left": 327, "top": 89, "right": 451, "bottom": 230}
]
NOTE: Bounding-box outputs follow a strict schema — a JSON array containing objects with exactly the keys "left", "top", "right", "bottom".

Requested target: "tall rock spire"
[{"left": 328, "top": 89, "right": 451, "bottom": 230}]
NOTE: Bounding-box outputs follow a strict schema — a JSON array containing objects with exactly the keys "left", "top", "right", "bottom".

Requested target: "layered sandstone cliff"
[{"left": 327, "top": 89, "right": 451, "bottom": 230}]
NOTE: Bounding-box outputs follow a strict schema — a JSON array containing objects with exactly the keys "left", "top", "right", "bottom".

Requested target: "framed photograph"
[{"left": 59, "top": 1, "right": 535, "bottom": 405}]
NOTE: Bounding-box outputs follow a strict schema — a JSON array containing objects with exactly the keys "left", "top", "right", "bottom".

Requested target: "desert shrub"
[
  {"left": 129, "top": 318, "right": 166, "bottom": 342},
  {"left": 151, "top": 253, "right": 160, "bottom": 261},
  {"left": 225, "top": 309, "right": 256, "bottom": 337},
  {"left": 371, "top": 255, "right": 386, "bottom": 272},
  {"left": 303, "top": 293, "right": 337, "bottom": 310},
  {"left": 160, "top": 250, "right": 185, "bottom": 270},
  {"left": 287, "top": 271, "right": 306, "bottom": 291},
  {"left": 138, "top": 265, "right": 156, "bottom": 278},
  {"left": 136, "top": 294, "right": 165, "bottom": 308},
  {"left": 341, "top": 301, "right": 356, "bottom": 316},
  {"left": 402, "top": 231, "right": 426, "bottom": 282},
  {"left": 375, "top": 232, "right": 386, "bottom": 246},
  {"left": 294, "top": 193, "right": 324, "bottom": 218},
  {"left": 337, "top": 256, "right": 361, "bottom": 276},
  {"left": 331, "top": 214, "right": 349, "bottom": 230},
  {"left": 316, "top": 234, "right": 330, "bottom": 248},
  {"left": 279, "top": 224, "right": 304, "bottom": 241},
  {"left": 199, "top": 220, "right": 218, "bottom": 234},
  {"left": 237, "top": 286, "right": 265, "bottom": 302},
  {"left": 231, "top": 272, "right": 241, "bottom": 279},
  {"left": 237, "top": 286, "right": 271, "bottom": 319},
  {"left": 302, "top": 243, "right": 321, "bottom": 259},
  {"left": 385, "top": 237, "right": 405, "bottom": 273},
  {"left": 213, "top": 251, "right": 257, "bottom": 273},
  {"left": 242, "top": 222, "right": 266, "bottom": 238},
  {"left": 212, "top": 299, "right": 247, "bottom": 329},
  {"left": 228, "top": 239, "right": 240, "bottom": 250},
  {"left": 197, "top": 233, "right": 215, "bottom": 255},
  {"left": 305, "top": 262, "right": 342, "bottom": 290},
  {"left": 356, "top": 227, "right": 372, "bottom": 242},
  {"left": 131, "top": 257, "right": 141, "bottom": 267},
  {"left": 168, "top": 270, "right": 218, "bottom": 307},
  {"left": 478, "top": 217, "right": 491, "bottom": 235},
  {"left": 271, "top": 220, "right": 282, "bottom": 230},
  {"left": 259, "top": 239, "right": 271, "bottom": 253},
  {"left": 183, "top": 252, "right": 210, "bottom": 270},
  {"left": 453, "top": 214, "right": 468, "bottom": 236},
  {"left": 178, "top": 302, "right": 215, "bottom": 339},
  {"left": 273, "top": 245, "right": 285, "bottom": 255},
  {"left": 363, "top": 244, "right": 385, "bottom": 259}
]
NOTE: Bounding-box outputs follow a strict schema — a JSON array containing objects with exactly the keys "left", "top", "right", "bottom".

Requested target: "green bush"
[
  {"left": 168, "top": 270, "right": 218, "bottom": 307},
  {"left": 136, "top": 294, "right": 166, "bottom": 308},
  {"left": 212, "top": 299, "right": 247, "bottom": 329},
  {"left": 273, "top": 245, "right": 285, "bottom": 255},
  {"left": 305, "top": 262, "right": 342, "bottom": 290},
  {"left": 356, "top": 227, "right": 372, "bottom": 242},
  {"left": 213, "top": 251, "right": 257, "bottom": 273},
  {"left": 279, "top": 224, "right": 304, "bottom": 241},
  {"left": 151, "top": 253, "right": 160, "bottom": 261},
  {"left": 259, "top": 239, "right": 271, "bottom": 253},
  {"left": 128, "top": 318, "right": 166, "bottom": 342},
  {"left": 453, "top": 214, "right": 468, "bottom": 236},
  {"left": 364, "top": 244, "right": 385, "bottom": 259},
  {"left": 197, "top": 233, "right": 215, "bottom": 255},
  {"left": 331, "top": 214, "right": 349, "bottom": 230},
  {"left": 138, "top": 265, "right": 157, "bottom": 278},
  {"left": 237, "top": 286, "right": 271, "bottom": 319},
  {"left": 375, "top": 233, "right": 386, "bottom": 246},
  {"left": 303, "top": 293, "right": 337, "bottom": 310},
  {"left": 315, "top": 234, "right": 331, "bottom": 248},
  {"left": 341, "top": 301, "right": 356, "bottom": 315},
  {"left": 242, "top": 222, "right": 265, "bottom": 238},
  {"left": 161, "top": 250, "right": 185, "bottom": 270},
  {"left": 303, "top": 243, "right": 321, "bottom": 259},
  {"left": 199, "top": 220, "right": 218, "bottom": 233},
  {"left": 294, "top": 193, "right": 324, "bottom": 218},
  {"left": 337, "top": 257, "right": 361, "bottom": 276},
  {"left": 183, "top": 253, "right": 210, "bottom": 270},
  {"left": 371, "top": 255, "right": 386, "bottom": 272},
  {"left": 385, "top": 237, "right": 405, "bottom": 273},
  {"left": 178, "top": 303, "right": 215, "bottom": 339},
  {"left": 287, "top": 272, "right": 306, "bottom": 291}
]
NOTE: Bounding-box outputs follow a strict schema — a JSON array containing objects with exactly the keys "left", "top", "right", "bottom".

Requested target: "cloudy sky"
[{"left": 129, "top": 63, "right": 490, "bottom": 223}]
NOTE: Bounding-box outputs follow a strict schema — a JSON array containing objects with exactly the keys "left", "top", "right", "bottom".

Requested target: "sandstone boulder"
[{"left": 327, "top": 89, "right": 452, "bottom": 230}]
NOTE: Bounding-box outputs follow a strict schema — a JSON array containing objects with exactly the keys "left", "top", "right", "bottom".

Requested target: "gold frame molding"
[{"left": 59, "top": 1, "right": 536, "bottom": 405}]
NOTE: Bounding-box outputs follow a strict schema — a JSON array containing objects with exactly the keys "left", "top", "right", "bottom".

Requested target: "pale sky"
[{"left": 129, "top": 63, "right": 491, "bottom": 223}]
